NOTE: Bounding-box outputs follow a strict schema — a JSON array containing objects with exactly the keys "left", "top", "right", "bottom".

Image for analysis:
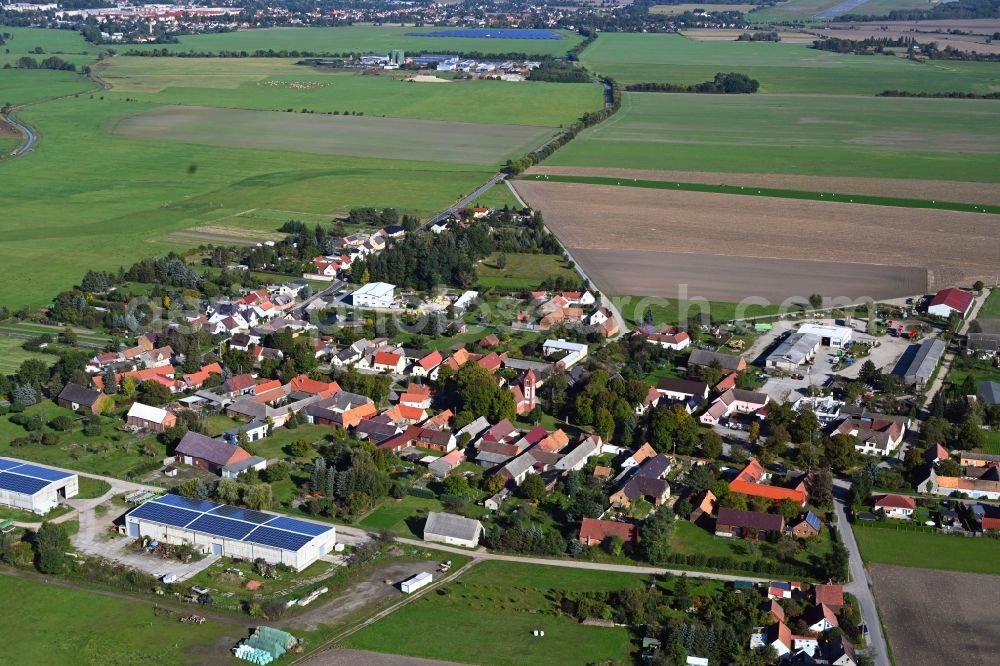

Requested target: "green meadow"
[
  {"left": 580, "top": 32, "right": 1000, "bottom": 94},
  {"left": 548, "top": 92, "right": 1000, "bottom": 182},
  {"left": 0, "top": 26, "right": 101, "bottom": 68},
  {"left": 124, "top": 25, "right": 584, "bottom": 57},
  {"left": 98, "top": 57, "right": 602, "bottom": 127},
  {"left": 345, "top": 560, "right": 636, "bottom": 665},
  {"left": 0, "top": 68, "right": 97, "bottom": 106},
  {"left": 854, "top": 524, "right": 1000, "bottom": 575}
]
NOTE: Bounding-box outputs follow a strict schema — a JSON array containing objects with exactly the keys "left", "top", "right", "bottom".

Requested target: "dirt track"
[
  {"left": 512, "top": 180, "right": 1000, "bottom": 301},
  {"left": 871, "top": 564, "right": 1000, "bottom": 666},
  {"left": 526, "top": 166, "right": 1000, "bottom": 206}
]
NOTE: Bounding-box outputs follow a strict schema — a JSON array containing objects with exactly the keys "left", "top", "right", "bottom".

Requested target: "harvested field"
[
  {"left": 304, "top": 649, "right": 469, "bottom": 666},
  {"left": 526, "top": 166, "right": 1000, "bottom": 206},
  {"left": 162, "top": 225, "right": 286, "bottom": 247},
  {"left": 109, "top": 105, "right": 554, "bottom": 165},
  {"left": 813, "top": 27, "right": 1000, "bottom": 54},
  {"left": 871, "top": 564, "right": 1000, "bottom": 666},
  {"left": 682, "top": 29, "right": 817, "bottom": 43},
  {"left": 512, "top": 180, "right": 1000, "bottom": 301}
]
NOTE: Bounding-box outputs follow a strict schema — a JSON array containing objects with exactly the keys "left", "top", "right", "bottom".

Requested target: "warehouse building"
[
  {"left": 766, "top": 332, "right": 821, "bottom": 371},
  {"left": 893, "top": 338, "right": 946, "bottom": 388},
  {"left": 0, "top": 457, "right": 79, "bottom": 515},
  {"left": 352, "top": 281, "right": 395, "bottom": 309},
  {"left": 797, "top": 323, "right": 853, "bottom": 348},
  {"left": 124, "top": 494, "right": 336, "bottom": 571}
]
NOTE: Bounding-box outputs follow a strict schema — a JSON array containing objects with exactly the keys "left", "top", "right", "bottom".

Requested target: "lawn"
[
  {"left": 579, "top": 32, "right": 1000, "bottom": 94},
  {"left": 613, "top": 294, "right": 785, "bottom": 326},
  {"left": 357, "top": 495, "right": 447, "bottom": 537},
  {"left": 0, "top": 336, "right": 54, "bottom": 375},
  {"left": 345, "top": 560, "right": 637, "bottom": 665},
  {"left": 76, "top": 476, "right": 112, "bottom": 499},
  {"left": 853, "top": 523, "right": 1000, "bottom": 574},
  {"left": 0, "top": 573, "right": 240, "bottom": 665},
  {"left": 0, "top": 68, "right": 96, "bottom": 109},
  {"left": 110, "top": 104, "right": 555, "bottom": 166},
  {"left": 0, "top": 93, "right": 498, "bottom": 308},
  {"left": 468, "top": 181, "right": 524, "bottom": 210},
  {"left": 99, "top": 58, "right": 603, "bottom": 127},
  {"left": 982, "top": 430, "right": 1000, "bottom": 456},
  {"left": 977, "top": 288, "right": 1000, "bottom": 319},
  {"left": 548, "top": 92, "right": 1000, "bottom": 183},
  {"left": 476, "top": 253, "right": 579, "bottom": 290},
  {"left": 124, "top": 26, "right": 584, "bottom": 57}
]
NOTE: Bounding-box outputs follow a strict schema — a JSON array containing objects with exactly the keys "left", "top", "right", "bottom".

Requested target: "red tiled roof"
[
  {"left": 579, "top": 518, "right": 637, "bottom": 544},
  {"left": 814, "top": 582, "right": 845, "bottom": 607},
  {"left": 929, "top": 287, "right": 974, "bottom": 314},
  {"left": 374, "top": 351, "right": 402, "bottom": 366},
  {"left": 874, "top": 494, "right": 916, "bottom": 510}
]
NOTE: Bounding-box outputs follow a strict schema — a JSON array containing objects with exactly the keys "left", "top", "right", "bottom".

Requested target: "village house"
[
  {"left": 578, "top": 517, "right": 637, "bottom": 548},
  {"left": 714, "top": 507, "right": 784, "bottom": 539},
  {"left": 873, "top": 494, "right": 916, "bottom": 519},
  {"left": 729, "top": 459, "right": 807, "bottom": 506},
  {"left": 790, "top": 511, "right": 822, "bottom": 539},
  {"left": 688, "top": 349, "right": 746, "bottom": 374},
  {"left": 174, "top": 432, "right": 253, "bottom": 476},
  {"left": 57, "top": 383, "right": 111, "bottom": 415},
  {"left": 689, "top": 490, "right": 716, "bottom": 524},
  {"left": 372, "top": 350, "right": 405, "bottom": 374},
  {"left": 837, "top": 413, "right": 907, "bottom": 457},
  {"left": 126, "top": 402, "right": 176, "bottom": 432},
  {"left": 699, "top": 389, "right": 769, "bottom": 426}
]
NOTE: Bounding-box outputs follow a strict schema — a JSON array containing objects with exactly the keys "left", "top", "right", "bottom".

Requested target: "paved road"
[
  {"left": 424, "top": 173, "right": 507, "bottom": 228},
  {"left": 832, "top": 480, "right": 891, "bottom": 666},
  {"left": 292, "top": 279, "right": 345, "bottom": 318},
  {"left": 4, "top": 112, "right": 35, "bottom": 156}
]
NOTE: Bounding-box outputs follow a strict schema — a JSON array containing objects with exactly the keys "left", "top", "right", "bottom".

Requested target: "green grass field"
[
  {"left": 0, "top": 336, "right": 54, "bottom": 374},
  {"left": 98, "top": 58, "right": 602, "bottom": 127},
  {"left": 614, "top": 295, "right": 785, "bottom": 325},
  {"left": 548, "top": 92, "right": 1000, "bottom": 183},
  {"left": 977, "top": 288, "right": 1000, "bottom": 319},
  {"left": 0, "top": 574, "right": 240, "bottom": 665},
  {"left": 357, "top": 495, "right": 447, "bottom": 537},
  {"left": 110, "top": 104, "right": 554, "bottom": 166},
  {"left": 579, "top": 33, "right": 1000, "bottom": 94},
  {"left": 520, "top": 173, "right": 1000, "bottom": 213},
  {"left": 124, "top": 26, "right": 584, "bottom": 57},
  {"left": 345, "top": 560, "right": 637, "bottom": 665},
  {"left": 651, "top": 3, "right": 757, "bottom": 14},
  {"left": 476, "top": 253, "right": 579, "bottom": 289},
  {"left": 469, "top": 181, "right": 523, "bottom": 209},
  {"left": 0, "top": 27, "right": 101, "bottom": 68},
  {"left": 853, "top": 523, "right": 1000, "bottom": 574},
  {"left": 0, "top": 68, "right": 96, "bottom": 107}
]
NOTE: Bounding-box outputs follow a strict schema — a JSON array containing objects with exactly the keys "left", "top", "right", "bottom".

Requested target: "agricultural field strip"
[
  {"left": 108, "top": 105, "right": 556, "bottom": 166},
  {"left": 526, "top": 166, "right": 1000, "bottom": 207},
  {"left": 511, "top": 180, "right": 1000, "bottom": 294},
  {"left": 518, "top": 173, "right": 1000, "bottom": 214}
]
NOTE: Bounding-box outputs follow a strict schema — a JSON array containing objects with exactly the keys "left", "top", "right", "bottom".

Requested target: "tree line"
[{"left": 626, "top": 72, "right": 759, "bottom": 94}]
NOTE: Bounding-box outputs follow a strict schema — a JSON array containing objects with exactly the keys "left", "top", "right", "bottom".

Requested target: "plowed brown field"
[
  {"left": 526, "top": 166, "right": 1000, "bottom": 207},
  {"left": 512, "top": 180, "right": 1000, "bottom": 302}
]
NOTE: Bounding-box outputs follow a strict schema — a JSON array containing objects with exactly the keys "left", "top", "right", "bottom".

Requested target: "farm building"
[
  {"left": 57, "top": 382, "right": 110, "bottom": 415},
  {"left": 126, "top": 402, "right": 176, "bottom": 432},
  {"left": 0, "top": 458, "right": 79, "bottom": 515},
  {"left": 714, "top": 508, "right": 784, "bottom": 539},
  {"left": 174, "top": 431, "right": 254, "bottom": 476},
  {"left": 892, "top": 338, "right": 945, "bottom": 387},
  {"left": 423, "top": 511, "right": 484, "bottom": 549},
  {"left": 927, "top": 287, "right": 974, "bottom": 319},
  {"left": 124, "top": 494, "right": 336, "bottom": 571},
  {"left": 542, "top": 338, "right": 588, "bottom": 369},
  {"left": 352, "top": 281, "right": 395, "bottom": 309},
  {"left": 765, "top": 332, "right": 820, "bottom": 370},
  {"left": 797, "top": 323, "right": 853, "bottom": 348}
]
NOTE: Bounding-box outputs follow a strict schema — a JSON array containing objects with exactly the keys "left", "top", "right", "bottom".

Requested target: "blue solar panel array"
[
  {"left": 188, "top": 514, "right": 256, "bottom": 541},
  {"left": 0, "top": 458, "right": 74, "bottom": 496},
  {"left": 129, "top": 502, "right": 201, "bottom": 528},
  {"left": 244, "top": 526, "right": 312, "bottom": 552},
  {"left": 0, "top": 473, "right": 49, "bottom": 495},
  {"left": 209, "top": 503, "right": 273, "bottom": 524},
  {"left": 126, "top": 494, "right": 334, "bottom": 552}
]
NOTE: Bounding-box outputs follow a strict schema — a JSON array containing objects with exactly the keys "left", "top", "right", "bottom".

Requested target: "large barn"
[
  {"left": 0, "top": 457, "right": 79, "bottom": 515},
  {"left": 124, "top": 494, "right": 336, "bottom": 571}
]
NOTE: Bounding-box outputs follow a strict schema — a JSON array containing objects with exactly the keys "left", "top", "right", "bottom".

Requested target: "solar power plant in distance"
[
  {"left": 129, "top": 501, "right": 201, "bottom": 528},
  {"left": 187, "top": 514, "right": 257, "bottom": 540},
  {"left": 0, "top": 473, "right": 49, "bottom": 495},
  {"left": 266, "top": 515, "right": 332, "bottom": 537},
  {"left": 244, "top": 526, "right": 313, "bottom": 551}
]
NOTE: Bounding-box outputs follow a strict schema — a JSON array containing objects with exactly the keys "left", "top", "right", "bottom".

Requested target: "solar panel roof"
[
  {"left": 129, "top": 502, "right": 201, "bottom": 528},
  {"left": 0, "top": 458, "right": 22, "bottom": 472},
  {"left": 209, "top": 503, "right": 273, "bottom": 525},
  {"left": 0, "top": 473, "right": 49, "bottom": 495},
  {"left": 126, "top": 494, "right": 334, "bottom": 551},
  {"left": 0, "top": 458, "right": 73, "bottom": 482},
  {"left": 187, "top": 515, "right": 256, "bottom": 541},
  {"left": 244, "top": 526, "right": 312, "bottom": 551},
  {"left": 266, "top": 515, "right": 334, "bottom": 537}
]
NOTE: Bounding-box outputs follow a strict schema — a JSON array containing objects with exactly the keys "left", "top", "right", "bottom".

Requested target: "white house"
[
  {"left": 543, "top": 339, "right": 588, "bottom": 369},
  {"left": 352, "top": 282, "right": 395, "bottom": 309},
  {"left": 423, "top": 511, "right": 484, "bottom": 549},
  {"left": 873, "top": 494, "right": 916, "bottom": 519}
]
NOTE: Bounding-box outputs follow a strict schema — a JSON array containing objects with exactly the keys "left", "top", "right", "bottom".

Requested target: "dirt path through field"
[{"left": 526, "top": 166, "right": 1000, "bottom": 206}]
